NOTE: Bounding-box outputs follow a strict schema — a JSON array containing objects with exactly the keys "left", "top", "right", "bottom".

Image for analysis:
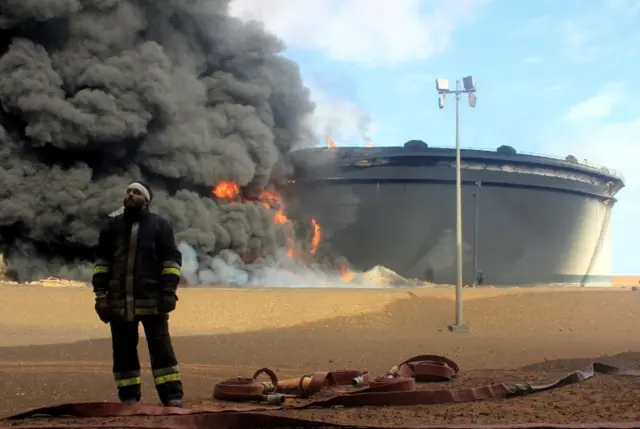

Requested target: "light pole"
[{"left": 435, "top": 76, "right": 477, "bottom": 333}]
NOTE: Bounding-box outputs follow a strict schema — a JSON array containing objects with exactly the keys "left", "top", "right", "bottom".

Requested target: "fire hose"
[
  {"left": 213, "top": 354, "right": 462, "bottom": 404},
  {"left": 213, "top": 367, "right": 285, "bottom": 405},
  {"left": 4, "top": 354, "right": 640, "bottom": 429}
]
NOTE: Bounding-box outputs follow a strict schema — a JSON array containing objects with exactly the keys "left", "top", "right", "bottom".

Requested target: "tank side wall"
[
  {"left": 477, "top": 186, "right": 608, "bottom": 285},
  {"left": 288, "top": 181, "right": 614, "bottom": 286}
]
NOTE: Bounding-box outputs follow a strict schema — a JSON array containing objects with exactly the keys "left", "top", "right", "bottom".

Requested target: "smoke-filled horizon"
[{"left": 0, "top": 0, "right": 322, "bottom": 282}]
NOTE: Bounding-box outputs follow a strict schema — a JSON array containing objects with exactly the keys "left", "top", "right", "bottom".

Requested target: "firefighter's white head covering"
[{"left": 127, "top": 181, "right": 152, "bottom": 202}]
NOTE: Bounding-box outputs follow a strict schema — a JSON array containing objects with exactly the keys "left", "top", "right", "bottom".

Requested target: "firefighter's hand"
[
  {"left": 94, "top": 296, "right": 111, "bottom": 323},
  {"left": 158, "top": 292, "right": 177, "bottom": 313}
]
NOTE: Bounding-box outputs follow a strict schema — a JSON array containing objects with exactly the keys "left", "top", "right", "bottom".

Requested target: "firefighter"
[{"left": 91, "top": 181, "right": 184, "bottom": 407}]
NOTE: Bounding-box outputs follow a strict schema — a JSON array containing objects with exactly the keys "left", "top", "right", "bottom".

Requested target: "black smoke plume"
[{"left": 0, "top": 0, "right": 315, "bottom": 281}]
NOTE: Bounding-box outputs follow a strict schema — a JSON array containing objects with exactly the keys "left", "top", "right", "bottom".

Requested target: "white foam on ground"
[{"left": 177, "top": 241, "right": 417, "bottom": 288}]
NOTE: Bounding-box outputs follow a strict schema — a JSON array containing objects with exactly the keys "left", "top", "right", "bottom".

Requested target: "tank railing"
[
  {"left": 317, "top": 144, "right": 625, "bottom": 181},
  {"left": 430, "top": 145, "right": 625, "bottom": 181}
]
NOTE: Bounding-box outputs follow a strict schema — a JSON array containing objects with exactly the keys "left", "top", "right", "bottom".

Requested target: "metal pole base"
[{"left": 447, "top": 324, "right": 469, "bottom": 333}]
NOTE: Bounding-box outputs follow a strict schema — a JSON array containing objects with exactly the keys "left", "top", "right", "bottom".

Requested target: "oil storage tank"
[{"left": 286, "top": 142, "right": 625, "bottom": 286}]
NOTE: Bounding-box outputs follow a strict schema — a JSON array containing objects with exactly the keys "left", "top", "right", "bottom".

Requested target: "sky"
[{"left": 229, "top": 0, "right": 640, "bottom": 275}]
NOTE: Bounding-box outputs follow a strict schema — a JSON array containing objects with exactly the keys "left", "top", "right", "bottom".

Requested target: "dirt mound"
[
  {"left": 360, "top": 265, "right": 436, "bottom": 287},
  {"left": 361, "top": 265, "right": 411, "bottom": 286}
]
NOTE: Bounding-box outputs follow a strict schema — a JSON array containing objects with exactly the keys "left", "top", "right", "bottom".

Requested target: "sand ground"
[
  {"left": 614, "top": 275, "right": 640, "bottom": 287},
  {"left": 1, "top": 284, "right": 640, "bottom": 426}
]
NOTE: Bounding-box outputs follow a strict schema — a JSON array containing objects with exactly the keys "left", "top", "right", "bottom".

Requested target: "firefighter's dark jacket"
[{"left": 91, "top": 208, "right": 182, "bottom": 321}]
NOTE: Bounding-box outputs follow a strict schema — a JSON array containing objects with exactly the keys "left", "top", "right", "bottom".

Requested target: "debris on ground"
[{"left": 0, "top": 277, "right": 87, "bottom": 288}]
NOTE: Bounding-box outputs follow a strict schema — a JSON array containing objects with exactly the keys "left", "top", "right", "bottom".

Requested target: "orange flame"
[
  {"left": 212, "top": 181, "right": 240, "bottom": 199},
  {"left": 310, "top": 219, "right": 320, "bottom": 254},
  {"left": 340, "top": 264, "right": 354, "bottom": 282},
  {"left": 257, "top": 189, "right": 297, "bottom": 257},
  {"left": 211, "top": 182, "right": 323, "bottom": 259},
  {"left": 258, "top": 190, "right": 287, "bottom": 223},
  {"left": 273, "top": 210, "right": 289, "bottom": 224},
  {"left": 327, "top": 137, "right": 337, "bottom": 148},
  {"left": 365, "top": 140, "right": 373, "bottom": 148}
]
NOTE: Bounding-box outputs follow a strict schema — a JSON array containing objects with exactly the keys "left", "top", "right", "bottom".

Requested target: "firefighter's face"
[{"left": 124, "top": 187, "right": 147, "bottom": 208}]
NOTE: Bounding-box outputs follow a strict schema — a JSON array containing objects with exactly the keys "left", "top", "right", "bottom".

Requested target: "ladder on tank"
[{"left": 580, "top": 200, "right": 613, "bottom": 287}]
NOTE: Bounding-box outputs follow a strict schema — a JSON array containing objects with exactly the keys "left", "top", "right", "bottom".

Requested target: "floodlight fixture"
[
  {"left": 462, "top": 76, "right": 476, "bottom": 92},
  {"left": 468, "top": 92, "right": 477, "bottom": 108},
  {"left": 435, "top": 78, "right": 450, "bottom": 92}
]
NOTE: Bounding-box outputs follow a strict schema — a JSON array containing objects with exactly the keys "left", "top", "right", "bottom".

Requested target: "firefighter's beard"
[{"left": 123, "top": 197, "right": 147, "bottom": 218}]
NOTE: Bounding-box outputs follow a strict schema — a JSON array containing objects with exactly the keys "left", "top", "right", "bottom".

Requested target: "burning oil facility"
[
  {"left": 285, "top": 141, "right": 625, "bottom": 287},
  {"left": 0, "top": 0, "right": 317, "bottom": 282},
  {"left": 0, "top": 1, "right": 625, "bottom": 288}
]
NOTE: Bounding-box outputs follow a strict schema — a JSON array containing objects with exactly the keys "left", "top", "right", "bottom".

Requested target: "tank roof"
[{"left": 290, "top": 144, "right": 625, "bottom": 186}]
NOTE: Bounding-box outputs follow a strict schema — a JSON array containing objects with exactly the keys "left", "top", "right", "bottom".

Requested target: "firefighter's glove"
[
  {"left": 158, "top": 292, "right": 178, "bottom": 313},
  {"left": 94, "top": 295, "right": 110, "bottom": 324}
]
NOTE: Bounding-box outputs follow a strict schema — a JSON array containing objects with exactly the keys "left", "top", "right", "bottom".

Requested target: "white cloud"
[
  {"left": 305, "top": 84, "right": 376, "bottom": 145},
  {"left": 523, "top": 56, "right": 542, "bottom": 64},
  {"left": 228, "top": 0, "right": 491, "bottom": 65},
  {"left": 563, "top": 83, "right": 623, "bottom": 123}
]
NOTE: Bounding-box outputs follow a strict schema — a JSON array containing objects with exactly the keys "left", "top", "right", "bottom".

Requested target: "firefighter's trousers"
[{"left": 110, "top": 314, "right": 183, "bottom": 404}]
